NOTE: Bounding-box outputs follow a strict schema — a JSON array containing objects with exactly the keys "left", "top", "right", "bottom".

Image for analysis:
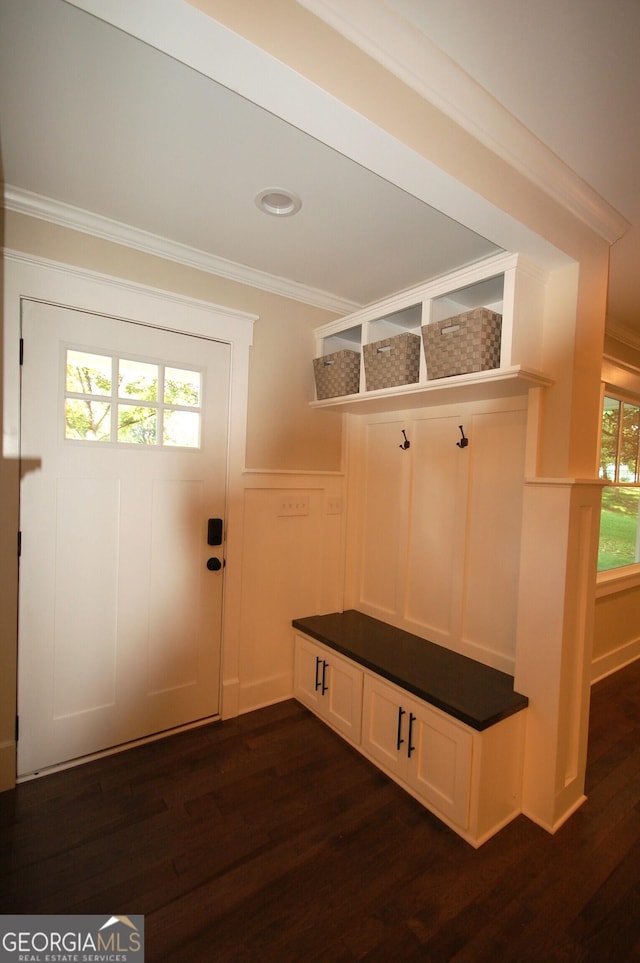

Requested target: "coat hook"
[
  {"left": 399, "top": 429, "right": 410, "bottom": 450},
  {"left": 456, "top": 425, "right": 469, "bottom": 448}
]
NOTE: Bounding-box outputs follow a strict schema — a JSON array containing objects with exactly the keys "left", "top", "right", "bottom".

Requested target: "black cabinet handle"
[
  {"left": 408, "top": 713, "right": 416, "bottom": 758},
  {"left": 321, "top": 660, "right": 328, "bottom": 695},
  {"left": 396, "top": 706, "right": 406, "bottom": 750},
  {"left": 315, "top": 656, "right": 322, "bottom": 692}
]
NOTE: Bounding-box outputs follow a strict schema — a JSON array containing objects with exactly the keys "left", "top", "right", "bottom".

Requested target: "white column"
[{"left": 515, "top": 478, "right": 603, "bottom": 830}]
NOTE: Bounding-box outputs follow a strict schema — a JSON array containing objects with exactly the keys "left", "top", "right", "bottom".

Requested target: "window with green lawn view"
[{"left": 598, "top": 394, "right": 640, "bottom": 572}]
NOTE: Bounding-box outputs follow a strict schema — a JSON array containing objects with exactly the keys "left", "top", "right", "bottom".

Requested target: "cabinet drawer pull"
[
  {"left": 408, "top": 712, "right": 416, "bottom": 758},
  {"left": 315, "top": 656, "right": 322, "bottom": 691},
  {"left": 321, "top": 660, "right": 329, "bottom": 695},
  {"left": 396, "top": 706, "right": 406, "bottom": 750}
]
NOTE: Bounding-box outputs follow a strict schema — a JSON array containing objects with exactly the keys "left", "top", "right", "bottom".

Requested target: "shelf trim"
[{"left": 310, "top": 366, "right": 553, "bottom": 412}]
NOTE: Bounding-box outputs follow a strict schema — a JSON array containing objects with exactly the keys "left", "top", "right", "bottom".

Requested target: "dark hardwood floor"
[{"left": 1, "top": 659, "right": 639, "bottom": 962}]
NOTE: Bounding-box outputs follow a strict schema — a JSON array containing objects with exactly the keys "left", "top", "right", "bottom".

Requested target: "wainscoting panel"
[
  {"left": 228, "top": 473, "right": 346, "bottom": 715},
  {"left": 346, "top": 400, "right": 528, "bottom": 672}
]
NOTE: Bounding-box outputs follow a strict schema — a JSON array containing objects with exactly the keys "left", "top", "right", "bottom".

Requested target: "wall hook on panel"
[
  {"left": 399, "top": 429, "right": 410, "bottom": 450},
  {"left": 456, "top": 425, "right": 469, "bottom": 448}
]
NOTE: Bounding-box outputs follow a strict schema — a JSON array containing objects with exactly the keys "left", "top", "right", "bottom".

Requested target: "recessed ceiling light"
[{"left": 255, "top": 188, "right": 302, "bottom": 217}]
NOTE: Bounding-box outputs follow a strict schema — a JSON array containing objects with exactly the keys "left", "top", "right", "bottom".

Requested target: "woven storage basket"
[
  {"left": 422, "top": 308, "right": 502, "bottom": 380},
  {"left": 313, "top": 349, "right": 361, "bottom": 399},
  {"left": 362, "top": 332, "right": 421, "bottom": 391}
]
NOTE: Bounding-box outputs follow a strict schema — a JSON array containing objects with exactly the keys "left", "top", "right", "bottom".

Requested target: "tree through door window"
[
  {"left": 64, "top": 348, "right": 202, "bottom": 448},
  {"left": 598, "top": 394, "right": 640, "bottom": 571}
]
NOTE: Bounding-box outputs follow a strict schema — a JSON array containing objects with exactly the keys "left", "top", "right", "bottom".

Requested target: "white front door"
[{"left": 17, "top": 300, "right": 230, "bottom": 776}]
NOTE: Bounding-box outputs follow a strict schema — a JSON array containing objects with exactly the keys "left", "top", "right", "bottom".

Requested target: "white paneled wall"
[
  {"left": 358, "top": 420, "right": 410, "bottom": 617},
  {"left": 461, "top": 407, "right": 527, "bottom": 667},
  {"left": 593, "top": 573, "right": 640, "bottom": 681},
  {"left": 405, "top": 414, "right": 469, "bottom": 640},
  {"left": 226, "top": 473, "right": 346, "bottom": 715},
  {"left": 345, "top": 399, "right": 528, "bottom": 673}
]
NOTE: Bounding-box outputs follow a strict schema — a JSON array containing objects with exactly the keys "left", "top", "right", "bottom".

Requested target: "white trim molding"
[
  {"left": 591, "top": 639, "right": 640, "bottom": 684},
  {"left": 4, "top": 186, "right": 360, "bottom": 317},
  {"left": 596, "top": 565, "right": 640, "bottom": 598},
  {"left": 605, "top": 320, "right": 640, "bottom": 353},
  {"left": 2, "top": 251, "right": 260, "bottom": 782},
  {"left": 297, "top": 0, "right": 631, "bottom": 245},
  {"left": 2, "top": 249, "right": 256, "bottom": 459},
  {"left": 0, "top": 741, "right": 16, "bottom": 794}
]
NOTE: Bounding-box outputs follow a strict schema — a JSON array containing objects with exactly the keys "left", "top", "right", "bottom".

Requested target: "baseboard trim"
[
  {"left": 0, "top": 741, "right": 16, "bottom": 793},
  {"left": 591, "top": 640, "right": 640, "bottom": 684},
  {"left": 221, "top": 677, "right": 240, "bottom": 719},
  {"left": 521, "top": 793, "right": 587, "bottom": 835},
  {"left": 237, "top": 673, "right": 293, "bottom": 716}
]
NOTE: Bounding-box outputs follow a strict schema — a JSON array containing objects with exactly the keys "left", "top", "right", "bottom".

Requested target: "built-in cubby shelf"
[
  {"left": 312, "top": 251, "right": 552, "bottom": 411},
  {"left": 311, "top": 365, "right": 552, "bottom": 413}
]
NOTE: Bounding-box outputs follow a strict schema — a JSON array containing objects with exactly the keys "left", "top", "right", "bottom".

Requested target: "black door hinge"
[
  {"left": 19, "top": 338, "right": 24, "bottom": 365},
  {"left": 15, "top": 716, "right": 19, "bottom": 742},
  {"left": 17, "top": 531, "right": 22, "bottom": 557}
]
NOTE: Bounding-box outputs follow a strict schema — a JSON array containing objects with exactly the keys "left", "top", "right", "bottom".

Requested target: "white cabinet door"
[
  {"left": 362, "top": 673, "right": 472, "bottom": 828},
  {"left": 405, "top": 701, "right": 472, "bottom": 828},
  {"left": 294, "top": 633, "right": 326, "bottom": 713},
  {"left": 324, "top": 650, "right": 364, "bottom": 743},
  {"left": 294, "top": 634, "right": 363, "bottom": 743},
  {"left": 361, "top": 672, "right": 410, "bottom": 779}
]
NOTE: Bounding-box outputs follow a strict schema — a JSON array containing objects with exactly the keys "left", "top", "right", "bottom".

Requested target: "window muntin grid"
[{"left": 64, "top": 348, "right": 202, "bottom": 449}]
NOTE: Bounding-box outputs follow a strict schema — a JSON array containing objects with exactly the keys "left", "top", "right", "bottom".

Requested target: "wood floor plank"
[{"left": 1, "top": 659, "right": 639, "bottom": 961}]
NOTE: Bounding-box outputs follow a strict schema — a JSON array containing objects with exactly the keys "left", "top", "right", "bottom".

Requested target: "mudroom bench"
[{"left": 292, "top": 610, "right": 528, "bottom": 847}]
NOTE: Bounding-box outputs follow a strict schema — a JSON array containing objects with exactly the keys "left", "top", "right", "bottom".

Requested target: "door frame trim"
[{"left": 2, "top": 250, "right": 257, "bottom": 787}]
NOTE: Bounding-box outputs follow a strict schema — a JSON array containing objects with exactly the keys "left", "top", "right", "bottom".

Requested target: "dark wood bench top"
[{"left": 293, "top": 610, "right": 528, "bottom": 731}]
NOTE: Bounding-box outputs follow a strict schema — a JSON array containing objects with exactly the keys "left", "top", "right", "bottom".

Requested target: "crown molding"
[
  {"left": 3, "top": 247, "right": 258, "bottom": 332},
  {"left": 602, "top": 352, "right": 640, "bottom": 384},
  {"left": 297, "top": 0, "right": 631, "bottom": 245},
  {"left": 605, "top": 319, "right": 640, "bottom": 353},
  {"left": 4, "top": 186, "right": 359, "bottom": 316}
]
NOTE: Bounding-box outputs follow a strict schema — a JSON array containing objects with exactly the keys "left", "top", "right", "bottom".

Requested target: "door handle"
[
  {"left": 206, "top": 557, "right": 222, "bottom": 571},
  {"left": 315, "top": 656, "right": 322, "bottom": 691},
  {"left": 321, "top": 660, "right": 328, "bottom": 695},
  {"left": 396, "top": 706, "right": 405, "bottom": 750},
  {"left": 407, "top": 712, "right": 416, "bottom": 758}
]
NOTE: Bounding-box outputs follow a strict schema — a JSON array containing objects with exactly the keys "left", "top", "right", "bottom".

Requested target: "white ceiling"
[
  {"left": 1, "top": 0, "right": 639, "bottom": 336},
  {"left": 385, "top": 0, "right": 640, "bottom": 337},
  {"left": 0, "top": 0, "right": 500, "bottom": 310}
]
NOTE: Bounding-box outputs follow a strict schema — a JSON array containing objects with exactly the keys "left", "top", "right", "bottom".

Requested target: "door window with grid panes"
[{"left": 64, "top": 348, "right": 202, "bottom": 448}]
